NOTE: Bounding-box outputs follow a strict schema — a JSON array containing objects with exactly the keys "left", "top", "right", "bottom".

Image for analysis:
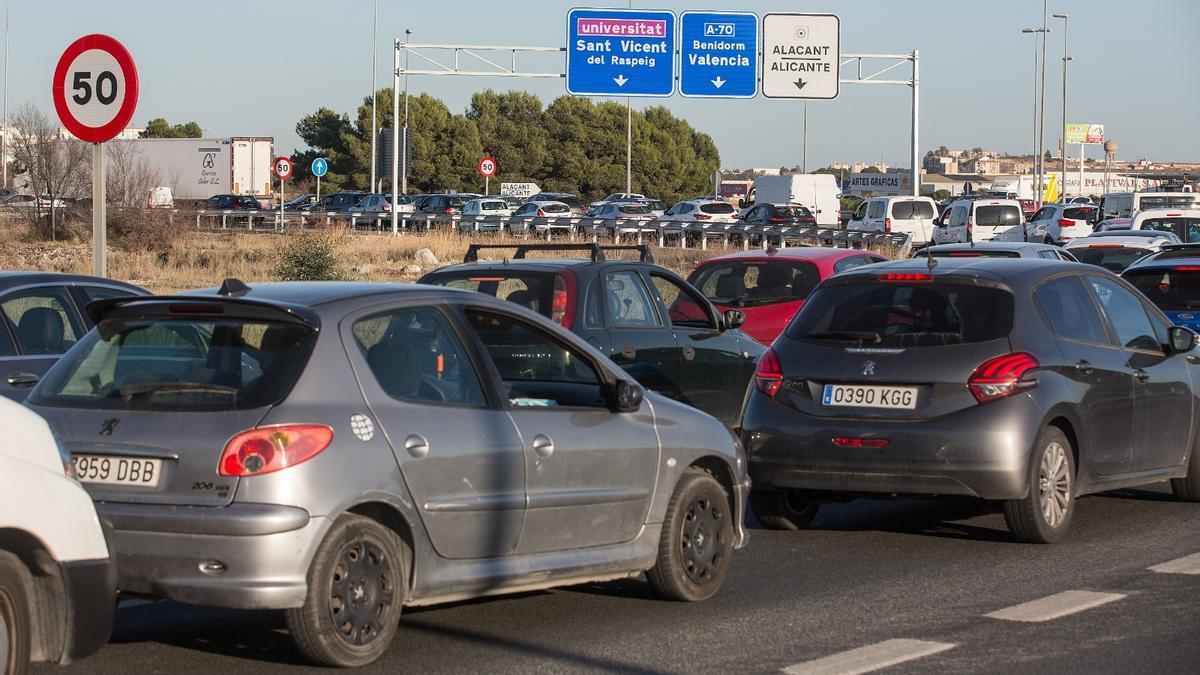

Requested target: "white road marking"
[
  {"left": 1149, "top": 552, "right": 1200, "bottom": 575},
  {"left": 985, "top": 590, "right": 1125, "bottom": 623},
  {"left": 781, "top": 639, "right": 956, "bottom": 675}
]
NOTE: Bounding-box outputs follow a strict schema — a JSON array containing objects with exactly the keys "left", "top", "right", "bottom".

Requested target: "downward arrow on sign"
[
  {"left": 613, "top": 75, "right": 629, "bottom": 87},
  {"left": 711, "top": 76, "right": 726, "bottom": 89},
  {"left": 794, "top": 79, "right": 807, "bottom": 91}
]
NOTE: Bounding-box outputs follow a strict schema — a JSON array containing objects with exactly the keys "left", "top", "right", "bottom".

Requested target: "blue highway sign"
[
  {"left": 679, "top": 11, "right": 758, "bottom": 98},
  {"left": 566, "top": 8, "right": 675, "bottom": 97},
  {"left": 311, "top": 157, "right": 328, "bottom": 178}
]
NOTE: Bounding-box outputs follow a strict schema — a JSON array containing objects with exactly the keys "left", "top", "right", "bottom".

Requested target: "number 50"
[{"left": 72, "top": 70, "right": 119, "bottom": 105}]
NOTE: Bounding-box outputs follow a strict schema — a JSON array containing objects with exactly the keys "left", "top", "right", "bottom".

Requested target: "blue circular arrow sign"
[{"left": 311, "top": 157, "right": 328, "bottom": 177}]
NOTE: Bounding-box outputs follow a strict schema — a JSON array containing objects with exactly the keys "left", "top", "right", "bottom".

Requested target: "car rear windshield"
[
  {"left": 1140, "top": 217, "right": 1200, "bottom": 243},
  {"left": 700, "top": 202, "right": 735, "bottom": 215},
  {"left": 30, "top": 318, "right": 316, "bottom": 411},
  {"left": 691, "top": 260, "right": 821, "bottom": 307},
  {"left": 1139, "top": 196, "right": 1200, "bottom": 210},
  {"left": 786, "top": 281, "right": 1014, "bottom": 347},
  {"left": 424, "top": 272, "right": 554, "bottom": 317},
  {"left": 775, "top": 206, "right": 813, "bottom": 218},
  {"left": 1124, "top": 268, "right": 1200, "bottom": 312},
  {"left": 482, "top": 201, "right": 507, "bottom": 210},
  {"left": 1064, "top": 206, "right": 1096, "bottom": 220},
  {"left": 558, "top": 196, "right": 584, "bottom": 210},
  {"left": 1072, "top": 246, "right": 1151, "bottom": 272},
  {"left": 976, "top": 205, "right": 1023, "bottom": 227},
  {"left": 542, "top": 203, "right": 570, "bottom": 214},
  {"left": 618, "top": 204, "right": 650, "bottom": 214},
  {"left": 891, "top": 201, "right": 936, "bottom": 219}
]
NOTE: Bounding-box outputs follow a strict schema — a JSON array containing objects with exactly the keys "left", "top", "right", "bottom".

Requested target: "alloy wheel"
[
  {"left": 680, "top": 495, "right": 727, "bottom": 584},
  {"left": 1039, "top": 441, "right": 1071, "bottom": 528},
  {"left": 329, "top": 539, "right": 394, "bottom": 647}
]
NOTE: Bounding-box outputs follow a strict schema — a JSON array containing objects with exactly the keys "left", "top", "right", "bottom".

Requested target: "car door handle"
[
  {"left": 1133, "top": 369, "right": 1150, "bottom": 383},
  {"left": 1074, "top": 360, "right": 1094, "bottom": 375},
  {"left": 531, "top": 434, "right": 555, "bottom": 458},
  {"left": 5, "top": 372, "right": 39, "bottom": 388},
  {"left": 403, "top": 434, "right": 430, "bottom": 459}
]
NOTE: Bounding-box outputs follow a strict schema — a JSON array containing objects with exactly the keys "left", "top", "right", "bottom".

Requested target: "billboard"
[
  {"left": 848, "top": 172, "right": 912, "bottom": 196},
  {"left": 1065, "top": 123, "right": 1104, "bottom": 145}
]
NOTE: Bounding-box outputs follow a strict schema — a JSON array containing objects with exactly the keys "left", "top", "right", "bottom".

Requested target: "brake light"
[
  {"left": 755, "top": 348, "right": 784, "bottom": 397},
  {"left": 536, "top": 208, "right": 546, "bottom": 217},
  {"left": 1058, "top": 219, "right": 1074, "bottom": 227},
  {"left": 966, "top": 217, "right": 974, "bottom": 232},
  {"left": 968, "top": 353, "right": 1039, "bottom": 404},
  {"left": 551, "top": 271, "right": 577, "bottom": 329},
  {"left": 1173, "top": 266, "right": 1200, "bottom": 272},
  {"left": 948, "top": 251, "right": 983, "bottom": 257},
  {"left": 695, "top": 214, "right": 712, "bottom": 220},
  {"left": 832, "top": 437, "right": 891, "bottom": 448},
  {"left": 1088, "top": 244, "right": 1123, "bottom": 248},
  {"left": 884, "top": 217, "right": 891, "bottom": 233},
  {"left": 468, "top": 276, "right": 506, "bottom": 281},
  {"left": 1166, "top": 213, "right": 1182, "bottom": 217},
  {"left": 878, "top": 273, "right": 934, "bottom": 282},
  {"left": 219, "top": 425, "right": 334, "bottom": 477},
  {"left": 770, "top": 216, "right": 787, "bottom": 222},
  {"left": 443, "top": 207, "right": 455, "bottom": 215}
]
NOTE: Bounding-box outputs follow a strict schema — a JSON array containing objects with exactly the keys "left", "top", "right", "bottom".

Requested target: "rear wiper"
[{"left": 803, "top": 331, "right": 882, "bottom": 345}]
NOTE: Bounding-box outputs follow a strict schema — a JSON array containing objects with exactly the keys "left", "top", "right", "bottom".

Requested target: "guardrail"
[{"left": 190, "top": 210, "right": 912, "bottom": 255}]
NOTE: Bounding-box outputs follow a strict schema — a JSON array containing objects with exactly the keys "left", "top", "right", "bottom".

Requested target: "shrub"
[
  {"left": 108, "top": 208, "right": 186, "bottom": 254},
  {"left": 272, "top": 232, "right": 345, "bottom": 281}
]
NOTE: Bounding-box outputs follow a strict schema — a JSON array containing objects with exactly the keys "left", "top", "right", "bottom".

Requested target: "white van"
[
  {"left": 1099, "top": 191, "right": 1199, "bottom": 220},
  {"left": 847, "top": 196, "right": 938, "bottom": 244},
  {"left": 934, "top": 198, "right": 1026, "bottom": 244},
  {"left": 1130, "top": 208, "right": 1200, "bottom": 243},
  {"left": 744, "top": 174, "right": 841, "bottom": 226},
  {"left": 0, "top": 399, "right": 114, "bottom": 670}
]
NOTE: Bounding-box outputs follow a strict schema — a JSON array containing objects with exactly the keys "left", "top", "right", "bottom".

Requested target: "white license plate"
[
  {"left": 72, "top": 455, "right": 163, "bottom": 487},
  {"left": 822, "top": 384, "right": 918, "bottom": 410}
]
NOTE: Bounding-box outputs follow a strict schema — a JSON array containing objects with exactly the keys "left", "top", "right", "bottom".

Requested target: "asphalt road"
[{"left": 38, "top": 484, "right": 1200, "bottom": 674}]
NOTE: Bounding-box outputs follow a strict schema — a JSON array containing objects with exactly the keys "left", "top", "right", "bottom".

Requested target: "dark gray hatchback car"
[
  {"left": 741, "top": 258, "right": 1200, "bottom": 543},
  {"left": 26, "top": 281, "right": 748, "bottom": 667}
]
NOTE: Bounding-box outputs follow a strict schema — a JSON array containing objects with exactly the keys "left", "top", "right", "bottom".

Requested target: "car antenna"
[
  {"left": 925, "top": 249, "right": 938, "bottom": 271},
  {"left": 218, "top": 278, "right": 250, "bottom": 297},
  {"left": 766, "top": 243, "right": 778, "bottom": 255}
]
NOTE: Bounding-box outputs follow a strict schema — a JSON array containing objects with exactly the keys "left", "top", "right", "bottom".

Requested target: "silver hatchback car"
[{"left": 26, "top": 281, "right": 748, "bottom": 667}]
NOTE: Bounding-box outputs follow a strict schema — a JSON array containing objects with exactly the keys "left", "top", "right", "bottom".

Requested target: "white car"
[
  {"left": 933, "top": 198, "right": 1024, "bottom": 244},
  {"left": 659, "top": 199, "right": 739, "bottom": 224},
  {"left": 0, "top": 398, "right": 114, "bottom": 671},
  {"left": 462, "top": 198, "right": 515, "bottom": 218},
  {"left": 1130, "top": 208, "right": 1200, "bottom": 243},
  {"left": 1026, "top": 203, "right": 1098, "bottom": 243},
  {"left": 511, "top": 200, "right": 574, "bottom": 234},
  {"left": 1064, "top": 230, "right": 1180, "bottom": 273},
  {"left": 348, "top": 193, "right": 415, "bottom": 216},
  {"left": 847, "top": 196, "right": 939, "bottom": 245}
]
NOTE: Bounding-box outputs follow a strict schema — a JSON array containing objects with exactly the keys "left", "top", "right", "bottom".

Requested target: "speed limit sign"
[
  {"left": 52, "top": 34, "right": 139, "bottom": 143},
  {"left": 273, "top": 156, "right": 293, "bottom": 180},
  {"left": 477, "top": 157, "right": 498, "bottom": 178}
]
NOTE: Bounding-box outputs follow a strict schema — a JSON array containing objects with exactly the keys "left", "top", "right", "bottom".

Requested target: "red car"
[{"left": 687, "top": 247, "right": 889, "bottom": 345}]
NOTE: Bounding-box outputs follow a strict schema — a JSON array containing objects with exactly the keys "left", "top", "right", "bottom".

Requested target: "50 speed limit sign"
[
  {"left": 477, "top": 157, "right": 498, "bottom": 178},
  {"left": 52, "top": 34, "right": 139, "bottom": 143},
  {"left": 273, "top": 156, "right": 293, "bottom": 180}
]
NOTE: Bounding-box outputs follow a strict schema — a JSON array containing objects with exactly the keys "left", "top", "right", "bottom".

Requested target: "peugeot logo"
[
  {"left": 202, "top": 152, "right": 216, "bottom": 169},
  {"left": 861, "top": 361, "right": 876, "bottom": 376},
  {"left": 99, "top": 418, "right": 120, "bottom": 436}
]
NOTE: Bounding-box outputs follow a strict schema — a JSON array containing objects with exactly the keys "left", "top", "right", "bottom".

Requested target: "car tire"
[
  {"left": 285, "top": 514, "right": 405, "bottom": 668},
  {"left": 1004, "top": 426, "right": 1075, "bottom": 544},
  {"left": 750, "top": 489, "right": 820, "bottom": 530},
  {"left": 0, "top": 553, "right": 31, "bottom": 675},
  {"left": 1170, "top": 439, "right": 1200, "bottom": 502},
  {"left": 647, "top": 470, "right": 734, "bottom": 602}
]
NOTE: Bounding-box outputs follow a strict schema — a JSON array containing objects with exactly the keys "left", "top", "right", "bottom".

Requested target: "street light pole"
[
  {"left": 1022, "top": 27, "right": 1048, "bottom": 205},
  {"left": 2, "top": 0, "right": 9, "bottom": 190},
  {"left": 625, "top": 0, "right": 632, "bottom": 194},
  {"left": 401, "top": 28, "right": 411, "bottom": 196},
  {"left": 1037, "top": 0, "right": 1049, "bottom": 207},
  {"left": 1054, "top": 12, "right": 1069, "bottom": 200},
  {"left": 369, "top": 0, "right": 378, "bottom": 193}
]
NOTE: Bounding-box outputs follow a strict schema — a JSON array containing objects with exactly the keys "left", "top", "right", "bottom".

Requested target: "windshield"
[
  {"left": 1140, "top": 217, "right": 1200, "bottom": 243},
  {"left": 30, "top": 318, "right": 316, "bottom": 412},
  {"left": 786, "top": 281, "right": 1013, "bottom": 347},
  {"left": 1124, "top": 268, "right": 1200, "bottom": 312},
  {"left": 1139, "top": 196, "right": 1200, "bottom": 210},
  {"left": 891, "top": 201, "right": 936, "bottom": 219},
  {"left": 691, "top": 260, "right": 821, "bottom": 307},
  {"left": 1072, "top": 246, "right": 1151, "bottom": 272}
]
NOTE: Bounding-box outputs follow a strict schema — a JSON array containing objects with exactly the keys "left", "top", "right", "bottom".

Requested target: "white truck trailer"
[{"left": 107, "top": 137, "right": 274, "bottom": 204}]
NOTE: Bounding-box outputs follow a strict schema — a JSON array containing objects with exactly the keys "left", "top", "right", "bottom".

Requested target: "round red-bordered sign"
[
  {"left": 273, "top": 156, "right": 293, "bottom": 180},
  {"left": 477, "top": 156, "right": 497, "bottom": 178},
  {"left": 52, "top": 34, "right": 139, "bottom": 143}
]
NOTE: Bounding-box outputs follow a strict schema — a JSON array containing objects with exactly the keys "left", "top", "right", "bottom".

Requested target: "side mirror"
[
  {"left": 613, "top": 380, "right": 644, "bottom": 412},
  {"left": 1169, "top": 325, "right": 1198, "bottom": 354},
  {"left": 723, "top": 308, "right": 746, "bottom": 330}
]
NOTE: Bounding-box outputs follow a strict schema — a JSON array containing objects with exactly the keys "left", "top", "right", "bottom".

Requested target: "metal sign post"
[
  {"left": 311, "top": 157, "right": 328, "bottom": 204},
  {"left": 273, "top": 156, "right": 292, "bottom": 229},
  {"left": 92, "top": 143, "right": 105, "bottom": 276}
]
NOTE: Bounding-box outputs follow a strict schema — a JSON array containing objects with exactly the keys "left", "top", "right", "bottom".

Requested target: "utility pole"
[
  {"left": 1037, "top": 0, "right": 1049, "bottom": 207},
  {"left": 802, "top": 101, "right": 808, "bottom": 173},
  {"left": 1022, "top": 27, "right": 1049, "bottom": 204},
  {"left": 401, "top": 28, "right": 411, "bottom": 196},
  {"left": 369, "top": 0, "right": 379, "bottom": 193},
  {"left": 2, "top": 0, "right": 8, "bottom": 190},
  {"left": 1054, "top": 12, "right": 1069, "bottom": 200}
]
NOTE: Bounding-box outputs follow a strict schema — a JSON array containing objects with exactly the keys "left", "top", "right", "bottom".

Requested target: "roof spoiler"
[
  {"left": 463, "top": 243, "right": 654, "bottom": 264},
  {"left": 85, "top": 294, "right": 320, "bottom": 329}
]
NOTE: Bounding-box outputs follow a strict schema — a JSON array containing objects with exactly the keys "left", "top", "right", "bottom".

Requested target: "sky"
[{"left": 5, "top": 0, "right": 1198, "bottom": 171}]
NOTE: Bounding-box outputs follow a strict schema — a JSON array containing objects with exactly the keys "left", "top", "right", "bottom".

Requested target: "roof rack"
[{"left": 463, "top": 243, "right": 654, "bottom": 264}]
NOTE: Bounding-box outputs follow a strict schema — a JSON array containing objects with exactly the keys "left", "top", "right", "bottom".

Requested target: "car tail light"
[
  {"left": 755, "top": 348, "right": 784, "bottom": 397},
  {"left": 832, "top": 437, "right": 890, "bottom": 448},
  {"left": 551, "top": 271, "right": 577, "bottom": 329},
  {"left": 966, "top": 217, "right": 974, "bottom": 233},
  {"left": 968, "top": 353, "right": 1039, "bottom": 404},
  {"left": 1058, "top": 219, "right": 1074, "bottom": 228},
  {"left": 878, "top": 272, "right": 934, "bottom": 282},
  {"left": 884, "top": 217, "right": 891, "bottom": 233},
  {"left": 219, "top": 425, "right": 334, "bottom": 477},
  {"left": 1173, "top": 266, "right": 1200, "bottom": 272},
  {"left": 1166, "top": 213, "right": 1183, "bottom": 217},
  {"left": 536, "top": 208, "right": 546, "bottom": 217},
  {"left": 443, "top": 207, "right": 455, "bottom": 215},
  {"left": 383, "top": 202, "right": 391, "bottom": 212},
  {"left": 695, "top": 214, "right": 712, "bottom": 220}
]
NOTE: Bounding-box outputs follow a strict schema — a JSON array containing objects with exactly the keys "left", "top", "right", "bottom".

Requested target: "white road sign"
[{"left": 761, "top": 13, "right": 840, "bottom": 100}]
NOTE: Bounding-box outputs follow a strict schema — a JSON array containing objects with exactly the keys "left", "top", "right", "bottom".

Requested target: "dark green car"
[{"left": 420, "top": 244, "right": 765, "bottom": 427}]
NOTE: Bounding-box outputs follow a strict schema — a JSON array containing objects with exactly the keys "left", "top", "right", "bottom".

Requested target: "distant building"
[
  {"left": 920, "top": 173, "right": 992, "bottom": 197},
  {"left": 58, "top": 126, "right": 144, "bottom": 141}
]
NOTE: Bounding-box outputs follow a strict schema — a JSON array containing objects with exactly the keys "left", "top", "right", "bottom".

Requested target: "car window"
[
  {"left": 1031, "top": 207, "right": 1053, "bottom": 222},
  {"left": 1123, "top": 267, "right": 1200, "bottom": 313},
  {"left": 867, "top": 201, "right": 885, "bottom": 219},
  {"left": 700, "top": 202, "right": 734, "bottom": 215},
  {"left": 1088, "top": 275, "right": 1161, "bottom": 352},
  {"left": 648, "top": 273, "right": 714, "bottom": 329},
  {"left": 0, "top": 319, "right": 15, "bottom": 357},
  {"left": 692, "top": 260, "right": 821, "bottom": 306},
  {"left": 604, "top": 271, "right": 661, "bottom": 328},
  {"left": 1038, "top": 250, "right": 1059, "bottom": 260},
  {"left": 834, "top": 256, "right": 880, "bottom": 274},
  {"left": 1035, "top": 276, "right": 1109, "bottom": 345},
  {"left": 1, "top": 287, "right": 84, "bottom": 356},
  {"left": 890, "top": 201, "right": 935, "bottom": 220},
  {"left": 353, "top": 308, "right": 486, "bottom": 407},
  {"left": 1063, "top": 207, "right": 1095, "bottom": 221},
  {"left": 79, "top": 285, "right": 138, "bottom": 305},
  {"left": 431, "top": 273, "right": 551, "bottom": 316},
  {"left": 464, "top": 309, "right": 605, "bottom": 408},
  {"left": 947, "top": 205, "right": 968, "bottom": 227},
  {"left": 976, "top": 205, "right": 1023, "bottom": 227}
]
